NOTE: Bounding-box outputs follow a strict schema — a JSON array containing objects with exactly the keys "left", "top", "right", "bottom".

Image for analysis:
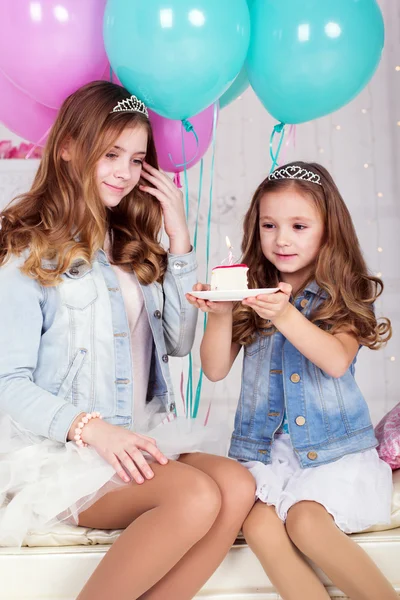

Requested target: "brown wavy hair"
[
  {"left": 0, "top": 80, "right": 167, "bottom": 285},
  {"left": 233, "top": 161, "right": 392, "bottom": 349}
]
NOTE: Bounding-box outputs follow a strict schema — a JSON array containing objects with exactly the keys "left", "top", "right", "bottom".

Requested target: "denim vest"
[
  {"left": 0, "top": 248, "right": 198, "bottom": 443},
  {"left": 228, "top": 281, "right": 378, "bottom": 468}
]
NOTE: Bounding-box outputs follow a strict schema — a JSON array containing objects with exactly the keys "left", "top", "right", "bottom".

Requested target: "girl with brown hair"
[
  {"left": 188, "top": 161, "right": 396, "bottom": 599},
  {"left": 0, "top": 80, "right": 255, "bottom": 599}
]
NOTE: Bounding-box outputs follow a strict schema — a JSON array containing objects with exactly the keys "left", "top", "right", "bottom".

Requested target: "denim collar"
[
  {"left": 96, "top": 248, "right": 110, "bottom": 266},
  {"left": 303, "top": 280, "right": 329, "bottom": 299}
]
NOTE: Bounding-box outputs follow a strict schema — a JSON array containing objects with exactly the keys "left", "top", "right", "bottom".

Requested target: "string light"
[
  {"left": 365, "top": 84, "right": 393, "bottom": 413},
  {"left": 396, "top": 66, "right": 400, "bottom": 71},
  {"left": 311, "top": 89, "right": 392, "bottom": 416},
  {"left": 397, "top": 121, "right": 400, "bottom": 126}
]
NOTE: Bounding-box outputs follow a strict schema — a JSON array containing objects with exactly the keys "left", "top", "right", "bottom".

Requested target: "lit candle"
[{"left": 225, "top": 236, "right": 233, "bottom": 265}]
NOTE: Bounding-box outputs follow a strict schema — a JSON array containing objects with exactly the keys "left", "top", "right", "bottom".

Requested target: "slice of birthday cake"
[{"left": 210, "top": 264, "right": 249, "bottom": 291}]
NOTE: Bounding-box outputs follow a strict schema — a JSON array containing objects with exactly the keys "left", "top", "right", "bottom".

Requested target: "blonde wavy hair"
[
  {"left": 233, "top": 161, "right": 392, "bottom": 350},
  {"left": 0, "top": 80, "right": 167, "bottom": 286}
]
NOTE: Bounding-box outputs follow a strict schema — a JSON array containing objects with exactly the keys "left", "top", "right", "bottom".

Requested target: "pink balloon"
[
  {"left": 0, "top": 0, "right": 108, "bottom": 109},
  {"left": 149, "top": 105, "right": 217, "bottom": 174},
  {"left": 0, "top": 69, "right": 57, "bottom": 145}
]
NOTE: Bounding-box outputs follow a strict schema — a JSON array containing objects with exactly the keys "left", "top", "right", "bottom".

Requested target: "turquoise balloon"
[
  {"left": 104, "top": 0, "right": 250, "bottom": 120},
  {"left": 218, "top": 0, "right": 254, "bottom": 109},
  {"left": 247, "top": 0, "right": 385, "bottom": 124},
  {"left": 219, "top": 66, "right": 249, "bottom": 109}
]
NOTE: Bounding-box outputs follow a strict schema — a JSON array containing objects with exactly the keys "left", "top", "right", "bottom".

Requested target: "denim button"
[
  {"left": 69, "top": 267, "right": 79, "bottom": 276},
  {"left": 154, "top": 310, "right": 162, "bottom": 319},
  {"left": 295, "top": 416, "right": 306, "bottom": 426},
  {"left": 307, "top": 451, "right": 318, "bottom": 460},
  {"left": 173, "top": 260, "right": 187, "bottom": 270},
  {"left": 162, "top": 354, "right": 169, "bottom": 363},
  {"left": 300, "top": 299, "right": 308, "bottom": 308},
  {"left": 290, "top": 373, "right": 301, "bottom": 383}
]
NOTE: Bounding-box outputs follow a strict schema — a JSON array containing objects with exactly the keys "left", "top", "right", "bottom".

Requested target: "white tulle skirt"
[
  {"left": 0, "top": 412, "right": 227, "bottom": 547},
  {"left": 244, "top": 434, "right": 393, "bottom": 534}
]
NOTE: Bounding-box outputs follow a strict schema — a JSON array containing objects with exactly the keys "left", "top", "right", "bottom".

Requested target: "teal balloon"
[
  {"left": 219, "top": 66, "right": 249, "bottom": 109},
  {"left": 218, "top": 0, "right": 254, "bottom": 109},
  {"left": 104, "top": 0, "right": 250, "bottom": 120},
  {"left": 247, "top": 0, "right": 385, "bottom": 124}
]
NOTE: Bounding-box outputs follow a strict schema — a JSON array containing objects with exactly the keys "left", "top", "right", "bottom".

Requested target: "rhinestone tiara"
[
  {"left": 268, "top": 165, "right": 322, "bottom": 186},
  {"left": 110, "top": 95, "right": 149, "bottom": 118}
]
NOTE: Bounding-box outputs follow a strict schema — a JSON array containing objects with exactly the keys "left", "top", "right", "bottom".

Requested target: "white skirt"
[
  {"left": 0, "top": 413, "right": 227, "bottom": 547},
  {"left": 243, "top": 434, "right": 393, "bottom": 534}
]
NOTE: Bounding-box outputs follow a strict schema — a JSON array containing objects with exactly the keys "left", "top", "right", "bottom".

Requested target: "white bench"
[{"left": 1, "top": 471, "right": 399, "bottom": 600}]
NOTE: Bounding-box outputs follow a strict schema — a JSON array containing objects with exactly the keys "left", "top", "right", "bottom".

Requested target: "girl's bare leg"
[
  {"left": 76, "top": 459, "right": 222, "bottom": 600},
  {"left": 285, "top": 501, "right": 397, "bottom": 600},
  {"left": 243, "top": 501, "right": 330, "bottom": 599},
  {"left": 139, "top": 453, "right": 256, "bottom": 600}
]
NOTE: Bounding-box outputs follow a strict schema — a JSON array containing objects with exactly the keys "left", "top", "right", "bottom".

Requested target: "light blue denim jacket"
[
  {"left": 229, "top": 281, "right": 378, "bottom": 468},
  {"left": 0, "top": 248, "right": 198, "bottom": 443}
]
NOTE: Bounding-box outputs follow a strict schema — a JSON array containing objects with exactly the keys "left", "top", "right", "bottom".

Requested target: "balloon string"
[
  {"left": 277, "top": 124, "right": 296, "bottom": 166},
  {"left": 180, "top": 370, "right": 186, "bottom": 413},
  {"left": 193, "top": 158, "right": 204, "bottom": 249},
  {"left": 168, "top": 119, "right": 199, "bottom": 169},
  {"left": 181, "top": 157, "right": 204, "bottom": 417},
  {"left": 25, "top": 125, "right": 52, "bottom": 159},
  {"left": 179, "top": 125, "right": 193, "bottom": 418},
  {"left": 193, "top": 101, "right": 218, "bottom": 421},
  {"left": 269, "top": 122, "right": 286, "bottom": 173}
]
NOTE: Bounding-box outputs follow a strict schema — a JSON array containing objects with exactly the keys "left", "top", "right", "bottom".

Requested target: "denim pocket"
[
  {"left": 244, "top": 335, "right": 269, "bottom": 357},
  {"left": 56, "top": 348, "right": 87, "bottom": 400},
  {"left": 61, "top": 278, "right": 98, "bottom": 310}
]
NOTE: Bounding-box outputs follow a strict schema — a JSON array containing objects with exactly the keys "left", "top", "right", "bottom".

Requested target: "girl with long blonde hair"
[{"left": 0, "top": 80, "right": 255, "bottom": 600}]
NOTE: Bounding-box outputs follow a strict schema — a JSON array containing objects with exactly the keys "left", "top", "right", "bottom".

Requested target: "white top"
[{"left": 109, "top": 263, "right": 153, "bottom": 431}]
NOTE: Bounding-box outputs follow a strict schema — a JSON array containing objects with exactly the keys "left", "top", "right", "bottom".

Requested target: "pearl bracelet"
[{"left": 74, "top": 412, "right": 102, "bottom": 447}]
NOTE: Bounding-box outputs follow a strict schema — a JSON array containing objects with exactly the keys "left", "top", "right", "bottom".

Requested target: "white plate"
[{"left": 190, "top": 288, "right": 279, "bottom": 302}]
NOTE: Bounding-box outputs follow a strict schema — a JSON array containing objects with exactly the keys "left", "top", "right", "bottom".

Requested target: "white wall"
[{"left": 1, "top": 0, "right": 399, "bottom": 433}]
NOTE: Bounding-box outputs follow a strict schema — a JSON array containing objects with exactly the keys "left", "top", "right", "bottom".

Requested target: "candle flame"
[{"left": 225, "top": 236, "right": 232, "bottom": 249}]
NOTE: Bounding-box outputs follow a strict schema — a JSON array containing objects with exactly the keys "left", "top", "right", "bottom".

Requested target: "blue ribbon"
[
  {"left": 269, "top": 122, "right": 286, "bottom": 173},
  {"left": 169, "top": 119, "right": 200, "bottom": 170},
  {"left": 180, "top": 103, "right": 217, "bottom": 419},
  {"left": 179, "top": 126, "right": 193, "bottom": 419},
  {"left": 191, "top": 101, "right": 218, "bottom": 419}
]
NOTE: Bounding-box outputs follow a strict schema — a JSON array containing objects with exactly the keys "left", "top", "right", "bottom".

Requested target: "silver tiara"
[
  {"left": 268, "top": 165, "right": 322, "bottom": 186},
  {"left": 110, "top": 95, "right": 149, "bottom": 118}
]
